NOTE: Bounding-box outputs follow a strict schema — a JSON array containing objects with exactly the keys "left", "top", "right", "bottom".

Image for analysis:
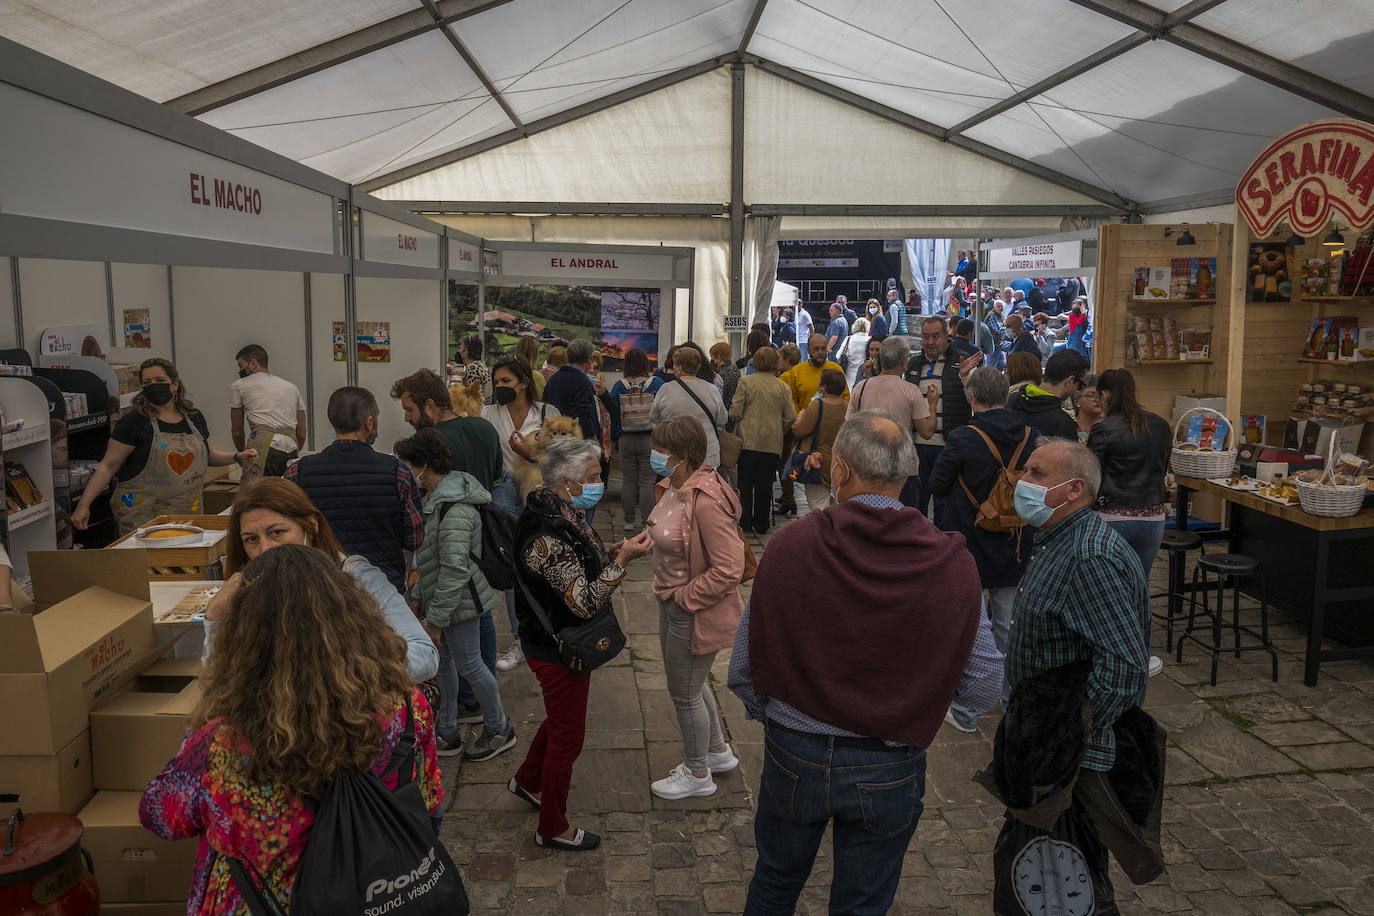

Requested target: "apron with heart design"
[{"left": 113, "top": 414, "right": 209, "bottom": 535}]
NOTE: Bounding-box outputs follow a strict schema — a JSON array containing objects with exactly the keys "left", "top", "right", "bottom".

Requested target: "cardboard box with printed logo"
[
  {"left": 0, "top": 585, "right": 155, "bottom": 757},
  {"left": 77, "top": 790, "right": 196, "bottom": 903}
]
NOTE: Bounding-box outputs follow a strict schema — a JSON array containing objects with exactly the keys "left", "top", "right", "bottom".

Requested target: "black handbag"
[
  {"left": 784, "top": 400, "right": 825, "bottom": 485},
  {"left": 515, "top": 564, "right": 625, "bottom": 673}
]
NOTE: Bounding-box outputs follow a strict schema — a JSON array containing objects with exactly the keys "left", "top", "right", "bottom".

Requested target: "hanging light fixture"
[
  {"left": 1285, "top": 230, "right": 1304, "bottom": 247},
  {"left": 1176, "top": 223, "right": 1196, "bottom": 246},
  {"left": 1323, "top": 227, "right": 1346, "bottom": 247}
]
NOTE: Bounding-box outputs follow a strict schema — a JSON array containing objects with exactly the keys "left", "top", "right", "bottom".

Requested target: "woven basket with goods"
[
  {"left": 1292, "top": 444, "right": 1369, "bottom": 518},
  {"left": 1170, "top": 407, "right": 1237, "bottom": 480}
]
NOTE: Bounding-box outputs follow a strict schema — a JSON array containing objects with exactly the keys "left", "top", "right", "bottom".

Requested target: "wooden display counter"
[
  {"left": 1174, "top": 475, "right": 1374, "bottom": 686},
  {"left": 107, "top": 515, "right": 229, "bottom": 580}
]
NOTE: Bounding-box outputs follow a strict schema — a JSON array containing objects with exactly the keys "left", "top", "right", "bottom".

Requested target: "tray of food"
[
  {"left": 1253, "top": 480, "right": 1300, "bottom": 506},
  {"left": 133, "top": 523, "right": 207, "bottom": 548},
  {"left": 1211, "top": 475, "right": 1260, "bottom": 491}
]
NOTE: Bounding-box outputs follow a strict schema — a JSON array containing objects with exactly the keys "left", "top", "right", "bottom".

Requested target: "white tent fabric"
[{"left": 7, "top": 0, "right": 1374, "bottom": 209}]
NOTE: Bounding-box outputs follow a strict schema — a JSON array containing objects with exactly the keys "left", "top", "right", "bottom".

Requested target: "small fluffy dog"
[
  {"left": 514, "top": 415, "right": 582, "bottom": 501},
  {"left": 447, "top": 379, "right": 484, "bottom": 418}
]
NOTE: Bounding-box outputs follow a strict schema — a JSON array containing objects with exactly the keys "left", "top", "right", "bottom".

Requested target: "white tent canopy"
[{"left": 4, "top": 0, "right": 1374, "bottom": 336}]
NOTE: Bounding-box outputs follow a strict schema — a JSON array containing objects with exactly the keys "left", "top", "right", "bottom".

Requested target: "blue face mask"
[
  {"left": 650, "top": 450, "right": 678, "bottom": 477},
  {"left": 571, "top": 482, "right": 604, "bottom": 510},
  {"left": 1013, "top": 478, "right": 1075, "bottom": 527}
]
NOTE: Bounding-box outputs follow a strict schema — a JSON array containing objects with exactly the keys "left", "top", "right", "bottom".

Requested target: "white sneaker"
[
  {"left": 1148, "top": 655, "right": 1164, "bottom": 678},
  {"left": 496, "top": 643, "right": 524, "bottom": 673},
  {"left": 705, "top": 744, "right": 739, "bottom": 774},
  {"left": 650, "top": 763, "right": 717, "bottom": 800},
  {"left": 944, "top": 709, "right": 978, "bottom": 733}
]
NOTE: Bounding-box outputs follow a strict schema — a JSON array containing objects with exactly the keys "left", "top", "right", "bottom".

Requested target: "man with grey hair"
[
  {"left": 848, "top": 335, "right": 935, "bottom": 500},
  {"left": 987, "top": 436, "right": 1160, "bottom": 910},
  {"left": 731, "top": 410, "right": 1001, "bottom": 914},
  {"left": 543, "top": 337, "right": 606, "bottom": 522},
  {"left": 929, "top": 366, "right": 1033, "bottom": 731},
  {"left": 285, "top": 385, "right": 422, "bottom": 595}
]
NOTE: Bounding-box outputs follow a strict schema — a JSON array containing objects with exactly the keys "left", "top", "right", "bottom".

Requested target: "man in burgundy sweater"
[{"left": 729, "top": 411, "right": 1000, "bottom": 914}]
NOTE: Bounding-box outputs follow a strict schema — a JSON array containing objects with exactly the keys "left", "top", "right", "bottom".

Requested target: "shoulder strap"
[
  {"left": 227, "top": 855, "right": 289, "bottom": 916},
  {"left": 958, "top": 425, "right": 1018, "bottom": 510},
  {"left": 854, "top": 379, "right": 864, "bottom": 412},
  {"left": 1007, "top": 427, "right": 1033, "bottom": 469},
  {"left": 673, "top": 378, "right": 719, "bottom": 431},
  {"left": 810, "top": 400, "right": 824, "bottom": 452}
]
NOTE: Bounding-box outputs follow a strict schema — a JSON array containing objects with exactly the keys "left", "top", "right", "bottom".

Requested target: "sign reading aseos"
[
  {"left": 1236, "top": 118, "right": 1374, "bottom": 237},
  {"left": 499, "top": 248, "right": 674, "bottom": 281}
]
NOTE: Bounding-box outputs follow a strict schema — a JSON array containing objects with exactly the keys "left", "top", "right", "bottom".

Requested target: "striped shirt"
[{"left": 1006, "top": 507, "right": 1149, "bottom": 771}]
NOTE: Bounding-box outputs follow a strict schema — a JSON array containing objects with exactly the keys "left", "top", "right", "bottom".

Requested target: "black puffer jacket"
[
  {"left": 1086, "top": 412, "right": 1172, "bottom": 509},
  {"left": 1006, "top": 386, "right": 1078, "bottom": 442},
  {"left": 904, "top": 346, "right": 971, "bottom": 435}
]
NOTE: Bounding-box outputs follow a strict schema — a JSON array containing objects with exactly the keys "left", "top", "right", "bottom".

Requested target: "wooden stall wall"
[
  {"left": 1236, "top": 236, "right": 1310, "bottom": 449},
  {"left": 1095, "top": 223, "right": 1233, "bottom": 423}
]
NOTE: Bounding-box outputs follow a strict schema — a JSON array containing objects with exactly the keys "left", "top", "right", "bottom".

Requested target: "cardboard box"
[
  {"left": 0, "top": 588, "right": 157, "bottom": 755},
  {"left": 77, "top": 790, "right": 196, "bottom": 903},
  {"left": 0, "top": 728, "right": 93, "bottom": 813},
  {"left": 1175, "top": 395, "right": 1227, "bottom": 413},
  {"left": 27, "top": 548, "right": 150, "bottom": 613},
  {"left": 1253, "top": 448, "right": 1325, "bottom": 482},
  {"left": 92, "top": 662, "right": 201, "bottom": 792}
]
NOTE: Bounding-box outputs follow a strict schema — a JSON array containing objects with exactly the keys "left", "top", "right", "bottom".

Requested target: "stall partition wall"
[
  {"left": 0, "top": 258, "right": 14, "bottom": 351},
  {"left": 16, "top": 259, "right": 108, "bottom": 355},
  {"left": 110, "top": 263, "right": 173, "bottom": 358},
  {"left": 354, "top": 277, "right": 442, "bottom": 455},
  {"left": 170, "top": 267, "right": 311, "bottom": 457},
  {"left": 309, "top": 273, "right": 348, "bottom": 450}
]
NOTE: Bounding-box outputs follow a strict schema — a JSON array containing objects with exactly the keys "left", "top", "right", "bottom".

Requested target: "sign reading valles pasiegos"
[
  {"left": 1236, "top": 118, "right": 1374, "bottom": 237},
  {"left": 985, "top": 240, "right": 1082, "bottom": 274}
]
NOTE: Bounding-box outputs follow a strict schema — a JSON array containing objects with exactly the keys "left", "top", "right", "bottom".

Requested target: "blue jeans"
[
  {"left": 1100, "top": 515, "right": 1166, "bottom": 581},
  {"left": 437, "top": 614, "right": 507, "bottom": 736},
  {"left": 948, "top": 586, "right": 1016, "bottom": 730},
  {"left": 490, "top": 471, "right": 522, "bottom": 637},
  {"left": 913, "top": 443, "right": 946, "bottom": 526},
  {"left": 456, "top": 611, "right": 496, "bottom": 709},
  {"left": 745, "top": 724, "right": 927, "bottom": 916}
]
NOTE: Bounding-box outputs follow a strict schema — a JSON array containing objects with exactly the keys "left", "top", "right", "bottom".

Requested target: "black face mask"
[
  {"left": 493, "top": 385, "right": 518, "bottom": 406},
  {"left": 143, "top": 383, "right": 174, "bottom": 406}
]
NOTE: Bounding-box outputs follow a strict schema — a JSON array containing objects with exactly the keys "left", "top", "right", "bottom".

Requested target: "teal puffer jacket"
[{"left": 415, "top": 471, "right": 501, "bottom": 629}]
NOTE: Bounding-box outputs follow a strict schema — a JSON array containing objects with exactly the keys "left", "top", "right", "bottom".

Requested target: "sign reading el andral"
[{"left": 1236, "top": 118, "right": 1374, "bottom": 237}]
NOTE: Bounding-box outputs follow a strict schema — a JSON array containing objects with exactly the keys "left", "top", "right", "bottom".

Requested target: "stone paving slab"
[{"left": 432, "top": 493, "right": 1374, "bottom": 913}]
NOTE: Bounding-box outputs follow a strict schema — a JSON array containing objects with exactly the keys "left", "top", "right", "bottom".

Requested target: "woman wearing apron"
[{"left": 72, "top": 358, "right": 256, "bottom": 535}]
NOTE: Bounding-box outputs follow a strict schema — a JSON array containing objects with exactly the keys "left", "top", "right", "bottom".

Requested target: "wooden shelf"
[
  {"left": 7, "top": 499, "right": 53, "bottom": 532},
  {"left": 1297, "top": 358, "right": 1372, "bottom": 367},
  {"left": 1127, "top": 297, "right": 1217, "bottom": 305},
  {"left": 1301, "top": 296, "right": 1374, "bottom": 303},
  {"left": 1137, "top": 359, "right": 1213, "bottom": 365}
]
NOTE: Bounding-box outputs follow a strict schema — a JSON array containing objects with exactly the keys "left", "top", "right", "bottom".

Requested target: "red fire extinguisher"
[{"left": 0, "top": 804, "right": 100, "bottom": 915}]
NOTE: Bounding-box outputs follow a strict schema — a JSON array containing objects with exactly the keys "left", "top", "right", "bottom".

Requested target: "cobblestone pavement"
[{"left": 436, "top": 498, "right": 1374, "bottom": 914}]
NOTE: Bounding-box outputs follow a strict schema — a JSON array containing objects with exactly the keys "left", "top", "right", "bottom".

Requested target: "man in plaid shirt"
[{"left": 1000, "top": 437, "right": 1156, "bottom": 909}]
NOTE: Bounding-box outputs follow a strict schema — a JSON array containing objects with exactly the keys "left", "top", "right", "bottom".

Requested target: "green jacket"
[{"left": 415, "top": 471, "right": 500, "bottom": 629}]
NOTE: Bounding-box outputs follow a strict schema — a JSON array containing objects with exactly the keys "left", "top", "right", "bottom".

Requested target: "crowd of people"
[{"left": 90, "top": 311, "right": 1172, "bottom": 912}]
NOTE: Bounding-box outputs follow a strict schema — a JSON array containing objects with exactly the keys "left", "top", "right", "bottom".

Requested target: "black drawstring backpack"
[{"left": 228, "top": 698, "right": 469, "bottom": 916}]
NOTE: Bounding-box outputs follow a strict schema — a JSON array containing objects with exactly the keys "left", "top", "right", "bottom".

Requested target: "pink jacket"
[{"left": 654, "top": 466, "right": 745, "bottom": 654}]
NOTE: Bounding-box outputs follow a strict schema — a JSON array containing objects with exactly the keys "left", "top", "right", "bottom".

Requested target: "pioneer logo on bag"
[{"left": 364, "top": 847, "right": 441, "bottom": 904}]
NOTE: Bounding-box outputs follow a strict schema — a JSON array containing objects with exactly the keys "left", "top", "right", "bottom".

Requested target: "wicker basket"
[
  {"left": 1295, "top": 438, "right": 1368, "bottom": 517},
  {"left": 1170, "top": 406, "right": 1237, "bottom": 480}
]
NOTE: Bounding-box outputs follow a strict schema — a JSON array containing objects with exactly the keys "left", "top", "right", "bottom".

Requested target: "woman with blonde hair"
[
  {"left": 646, "top": 415, "right": 744, "bottom": 799},
  {"left": 72, "top": 357, "right": 257, "bottom": 534},
  {"left": 729, "top": 346, "right": 795, "bottom": 534},
  {"left": 515, "top": 334, "right": 546, "bottom": 399},
  {"left": 837, "top": 317, "right": 872, "bottom": 391},
  {"left": 141, "top": 545, "right": 445, "bottom": 913},
  {"left": 204, "top": 478, "right": 438, "bottom": 683}
]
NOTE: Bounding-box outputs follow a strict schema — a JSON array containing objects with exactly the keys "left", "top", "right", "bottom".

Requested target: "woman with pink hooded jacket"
[{"left": 644, "top": 414, "right": 746, "bottom": 800}]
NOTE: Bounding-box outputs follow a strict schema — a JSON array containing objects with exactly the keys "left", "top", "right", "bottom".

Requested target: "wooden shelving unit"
[
  {"left": 1296, "top": 358, "right": 1371, "bottom": 367},
  {"left": 1137, "top": 358, "right": 1213, "bottom": 365}
]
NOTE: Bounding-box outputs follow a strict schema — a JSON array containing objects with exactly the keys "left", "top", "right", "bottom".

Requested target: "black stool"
[
  {"left": 1151, "top": 529, "right": 1203, "bottom": 653},
  {"left": 1176, "top": 553, "right": 1278, "bottom": 686}
]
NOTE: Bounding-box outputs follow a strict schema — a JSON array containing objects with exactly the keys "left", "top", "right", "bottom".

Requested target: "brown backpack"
[{"left": 958, "top": 426, "right": 1032, "bottom": 537}]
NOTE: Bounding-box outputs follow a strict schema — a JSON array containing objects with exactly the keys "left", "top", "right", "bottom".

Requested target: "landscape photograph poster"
[
  {"left": 599, "top": 289, "right": 660, "bottom": 370},
  {"left": 122, "top": 308, "right": 151, "bottom": 348}
]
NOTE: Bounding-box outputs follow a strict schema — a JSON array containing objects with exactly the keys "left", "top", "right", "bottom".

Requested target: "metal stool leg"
[
  {"left": 1209, "top": 568, "right": 1223, "bottom": 687},
  {"left": 1259, "top": 571, "right": 1278, "bottom": 682},
  {"left": 1178, "top": 565, "right": 1201, "bottom": 664},
  {"left": 1231, "top": 573, "right": 1243, "bottom": 658}
]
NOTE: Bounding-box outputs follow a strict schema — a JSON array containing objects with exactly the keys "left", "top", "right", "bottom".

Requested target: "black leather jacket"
[{"left": 1086, "top": 412, "right": 1172, "bottom": 509}]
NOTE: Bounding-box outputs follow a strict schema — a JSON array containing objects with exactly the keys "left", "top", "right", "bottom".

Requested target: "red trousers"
[{"left": 514, "top": 657, "right": 591, "bottom": 838}]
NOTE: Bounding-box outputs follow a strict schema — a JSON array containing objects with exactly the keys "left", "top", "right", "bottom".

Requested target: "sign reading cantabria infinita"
[{"left": 1236, "top": 119, "right": 1374, "bottom": 238}]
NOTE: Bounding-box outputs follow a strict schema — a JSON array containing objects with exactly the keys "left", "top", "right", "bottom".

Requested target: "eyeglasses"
[{"left": 1075, "top": 391, "right": 1099, "bottom": 401}]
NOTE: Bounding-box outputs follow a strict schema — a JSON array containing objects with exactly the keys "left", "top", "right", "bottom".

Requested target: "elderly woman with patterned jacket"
[
  {"left": 645, "top": 415, "right": 745, "bottom": 801},
  {"left": 508, "top": 436, "right": 654, "bottom": 851}
]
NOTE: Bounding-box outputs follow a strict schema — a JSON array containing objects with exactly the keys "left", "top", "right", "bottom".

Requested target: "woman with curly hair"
[{"left": 141, "top": 545, "right": 444, "bottom": 913}]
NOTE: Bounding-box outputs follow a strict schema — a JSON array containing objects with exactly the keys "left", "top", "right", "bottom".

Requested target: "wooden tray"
[{"left": 108, "top": 514, "right": 230, "bottom": 580}]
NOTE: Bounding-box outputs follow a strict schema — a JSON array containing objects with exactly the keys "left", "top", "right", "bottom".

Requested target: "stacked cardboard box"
[{"left": 0, "top": 549, "right": 198, "bottom": 908}]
